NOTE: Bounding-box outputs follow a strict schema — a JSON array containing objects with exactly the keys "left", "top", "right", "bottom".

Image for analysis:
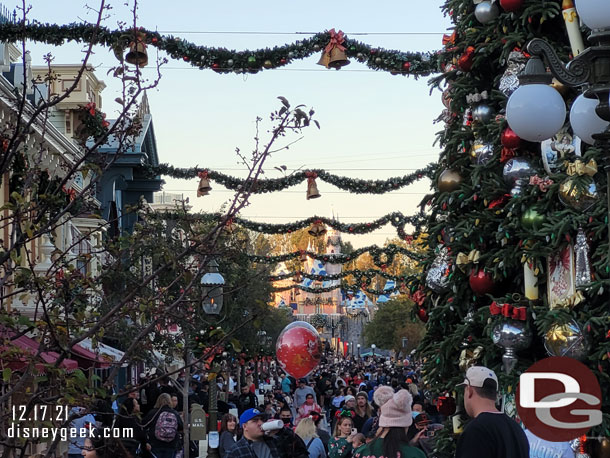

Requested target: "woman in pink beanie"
[{"left": 353, "top": 389, "right": 425, "bottom": 458}]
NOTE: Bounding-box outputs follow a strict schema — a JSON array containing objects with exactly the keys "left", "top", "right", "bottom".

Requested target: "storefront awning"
[
  {"left": 79, "top": 338, "right": 127, "bottom": 367},
  {"left": 0, "top": 327, "right": 78, "bottom": 372}
]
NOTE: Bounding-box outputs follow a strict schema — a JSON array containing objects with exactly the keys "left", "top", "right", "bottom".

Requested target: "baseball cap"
[
  {"left": 239, "top": 408, "right": 264, "bottom": 426},
  {"left": 458, "top": 366, "right": 498, "bottom": 389}
]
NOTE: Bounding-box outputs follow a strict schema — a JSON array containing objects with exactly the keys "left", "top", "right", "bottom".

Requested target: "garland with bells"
[
  {"left": 0, "top": 23, "right": 440, "bottom": 76},
  {"left": 157, "top": 211, "right": 425, "bottom": 237},
  {"left": 145, "top": 163, "right": 435, "bottom": 195},
  {"left": 249, "top": 243, "right": 424, "bottom": 265}
]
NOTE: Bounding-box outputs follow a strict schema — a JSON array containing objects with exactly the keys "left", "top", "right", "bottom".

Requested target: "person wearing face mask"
[
  {"left": 296, "top": 393, "right": 322, "bottom": 426},
  {"left": 269, "top": 406, "right": 309, "bottom": 458}
]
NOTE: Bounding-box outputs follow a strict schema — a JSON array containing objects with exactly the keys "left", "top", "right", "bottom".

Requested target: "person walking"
[
  {"left": 295, "top": 417, "right": 327, "bottom": 458},
  {"left": 226, "top": 408, "right": 281, "bottom": 458},
  {"left": 353, "top": 389, "right": 425, "bottom": 458},
  {"left": 142, "top": 393, "right": 183, "bottom": 458},
  {"left": 219, "top": 413, "right": 240, "bottom": 458},
  {"left": 455, "top": 366, "right": 529, "bottom": 458}
]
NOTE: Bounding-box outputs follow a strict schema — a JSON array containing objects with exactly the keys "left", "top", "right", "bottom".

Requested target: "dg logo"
[{"left": 517, "top": 356, "right": 602, "bottom": 441}]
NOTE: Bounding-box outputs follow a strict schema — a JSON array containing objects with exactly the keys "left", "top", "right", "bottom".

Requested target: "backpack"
[{"left": 154, "top": 410, "right": 178, "bottom": 442}]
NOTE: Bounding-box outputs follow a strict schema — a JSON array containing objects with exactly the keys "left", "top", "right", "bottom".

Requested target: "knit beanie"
[
  {"left": 373, "top": 385, "right": 394, "bottom": 409},
  {"left": 379, "top": 389, "right": 413, "bottom": 428}
]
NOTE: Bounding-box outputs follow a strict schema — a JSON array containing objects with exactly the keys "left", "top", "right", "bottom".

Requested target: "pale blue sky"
[{"left": 22, "top": 0, "right": 452, "bottom": 248}]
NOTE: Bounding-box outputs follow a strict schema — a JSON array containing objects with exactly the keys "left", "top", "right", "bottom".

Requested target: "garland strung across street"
[
  {"left": 0, "top": 23, "right": 440, "bottom": 75},
  {"left": 249, "top": 243, "right": 424, "bottom": 265},
  {"left": 269, "top": 268, "right": 416, "bottom": 283},
  {"left": 144, "top": 163, "right": 435, "bottom": 195},
  {"left": 158, "top": 211, "right": 425, "bottom": 237}
]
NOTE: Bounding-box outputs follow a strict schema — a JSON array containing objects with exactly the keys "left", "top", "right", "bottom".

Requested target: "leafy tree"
[{"left": 363, "top": 297, "right": 425, "bottom": 354}]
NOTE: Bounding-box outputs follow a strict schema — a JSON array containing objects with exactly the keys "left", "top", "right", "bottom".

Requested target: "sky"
[{"left": 19, "top": 0, "right": 452, "bottom": 248}]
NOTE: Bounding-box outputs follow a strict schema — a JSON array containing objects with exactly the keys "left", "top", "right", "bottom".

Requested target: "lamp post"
[
  {"left": 506, "top": 1, "right": 610, "bottom": 255},
  {"left": 201, "top": 259, "right": 225, "bottom": 458}
]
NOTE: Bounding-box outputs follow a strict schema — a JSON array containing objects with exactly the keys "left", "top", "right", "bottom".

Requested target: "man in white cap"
[{"left": 456, "top": 366, "right": 529, "bottom": 458}]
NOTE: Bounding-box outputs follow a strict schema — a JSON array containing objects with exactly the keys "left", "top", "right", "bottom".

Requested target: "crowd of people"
[{"left": 69, "top": 350, "right": 546, "bottom": 458}]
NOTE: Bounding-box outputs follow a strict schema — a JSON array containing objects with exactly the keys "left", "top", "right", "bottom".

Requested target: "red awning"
[
  {"left": 70, "top": 342, "right": 111, "bottom": 369},
  {"left": 0, "top": 327, "right": 78, "bottom": 373}
]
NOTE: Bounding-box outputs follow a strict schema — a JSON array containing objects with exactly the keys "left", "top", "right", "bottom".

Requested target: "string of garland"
[
  {"left": 269, "top": 268, "right": 416, "bottom": 283},
  {"left": 272, "top": 276, "right": 418, "bottom": 295},
  {"left": 0, "top": 23, "right": 441, "bottom": 76},
  {"left": 144, "top": 163, "right": 435, "bottom": 195},
  {"left": 249, "top": 243, "right": 424, "bottom": 264},
  {"left": 155, "top": 211, "right": 425, "bottom": 236}
]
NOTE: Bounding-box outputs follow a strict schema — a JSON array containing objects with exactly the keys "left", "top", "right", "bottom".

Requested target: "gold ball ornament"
[
  {"left": 559, "top": 176, "right": 599, "bottom": 212},
  {"left": 438, "top": 169, "right": 463, "bottom": 193}
]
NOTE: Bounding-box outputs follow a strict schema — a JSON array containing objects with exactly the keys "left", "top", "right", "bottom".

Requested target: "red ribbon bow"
[
  {"left": 325, "top": 29, "right": 346, "bottom": 54},
  {"left": 529, "top": 175, "right": 553, "bottom": 192},
  {"left": 500, "top": 147, "right": 516, "bottom": 163},
  {"left": 305, "top": 171, "right": 318, "bottom": 184},
  {"left": 490, "top": 301, "right": 527, "bottom": 320},
  {"left": 198, "top": 170, "right": 208, "bottom": 179}
]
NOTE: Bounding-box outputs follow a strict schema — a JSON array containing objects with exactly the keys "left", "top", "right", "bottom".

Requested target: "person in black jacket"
[
  {"left": 142, "top": 393, "right": 184, "bottom": 458},
  {"left": 115, "top": 398, "right": 151, "bottom": 457}
]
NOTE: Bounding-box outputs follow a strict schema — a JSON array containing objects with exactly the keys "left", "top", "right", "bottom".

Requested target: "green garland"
[
  {"left": 0, "top": 23, "right": 440, "bottom": 75},
  {"left": 249, "top": 243, "right": 424, "bottom": 264},
  {"left": 157, "top": 211, "right": 425, "bottom": 237},
  {"left": 146, "top": 164, "right": 435, "bottom": 195},
  {"left": 269, "top": 268, "right": 416, "bottom": 283}
]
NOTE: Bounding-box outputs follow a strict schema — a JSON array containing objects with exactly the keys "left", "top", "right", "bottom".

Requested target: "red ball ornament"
[
  {"left": 468, "top": 269, "right": 495, "bottom": 295},
  {"left": 457, "top": 46, "right": 475, "bottom": 72},
  {"left": 501, "top": 127, "right": 521, "bottom": 149},
  {"left": 417, "top": 307, "right": 429, "bottom": 323},
  {"left": 276, "top": 321, "right": 322, "bottom": 379},
  {"left": 500, "top": 0, "right": 523, "bottom": 12}
]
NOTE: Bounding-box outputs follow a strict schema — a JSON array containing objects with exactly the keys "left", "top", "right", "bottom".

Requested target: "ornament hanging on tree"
[
  {"left": 491, "top": 320, "right": 533, "bottom": 374},
  {"left": 472, "top": 104, "right": 495, "bottom": 124},
  {"left": 559, "top": 176, "right": 599, "bottom": 211},
  {"left": 547, "top": 246, "right": 575, "bottom": 308},
  {"left": 562, "top": 0, "right": 585, "bottom": 56},
  {"left": 474, "top": 1, "right": 500, "bottom": 23},
  {"left": 499, "top": 51, "right": 527, "bottom": 97},
  {"left": 426, "top": 247, "right": 451, "bottom": 293},
  {"left": 574, "top": 228, "right": 592, "bottom": 287},
  {"left": 500, "top": 0, "right": 523, "bottom": 12},
  {"left": 438, "top": 169, "right": 463, "bottom": 192},
  {"left": 470, "top": 141, "right": 494, "bottom": 165},
  {"left": 457, "top": 46, "right": 476, "bottom": 72},
  {"left": 544, "top": 321, "right": 589, "bottom": 360},
  {"left": 469, "top": 269, "right": 495, "bottom": 295},
  {"left": 503, "top": 157, "right": 534, "bottom": 196}
]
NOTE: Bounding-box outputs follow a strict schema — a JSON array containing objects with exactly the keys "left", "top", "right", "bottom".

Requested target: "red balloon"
[
  {"left": 417, "top": 307, "right": 429, "bottom": 323},
  {"left": 501, "top": 127, "right": 521, "bottom": 149},
  {"left": 500, "top": 0, "right": 523, "bottom": 12},
  {"left": 276, "top": 321, "right": 322, "bottom": 379},
  {"left": 469, "top": 269, "right": 495, "bottom": 295}
]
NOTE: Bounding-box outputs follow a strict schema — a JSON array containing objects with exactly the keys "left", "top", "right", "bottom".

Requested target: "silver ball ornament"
[
  {"left": 492, "top": 320, "right": 532, "bottom": 374},
  {"left": 475, "top": 1, "right": 500, "bottom": 24},
  {"left": 472, "top": 104, "right": 495, "bottom": 123}
]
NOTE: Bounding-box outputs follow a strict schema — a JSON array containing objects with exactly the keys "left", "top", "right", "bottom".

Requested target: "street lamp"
[
  {"left": 200, "top": 259, "right": 225, "bottom": 458},
  {"left": 506, "top": 3, "right": 610, "bottom": 248},
  {"left": 201, "top": 259, "right": 225, "bottom": 315}
]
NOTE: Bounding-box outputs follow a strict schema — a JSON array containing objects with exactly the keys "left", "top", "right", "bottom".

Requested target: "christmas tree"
[{"left": 416, "top": 0, "right": 609, "bottom": 453}]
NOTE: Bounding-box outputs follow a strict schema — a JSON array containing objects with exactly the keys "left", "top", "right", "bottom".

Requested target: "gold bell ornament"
[
  {"left": 197, "top": 171, "right": 212, "bottom": 197},
  {"left": 305, "top": 172, "right": 321, "bottom": 200},
  {"left": 317, "top": 29, "right": 350, "bottom": 70},
  {"left": 308, "top": 220, "right": 327, "bottom": 237},
  {"left": 125, "top": 31, "right": 148, "bottom": 67}
]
